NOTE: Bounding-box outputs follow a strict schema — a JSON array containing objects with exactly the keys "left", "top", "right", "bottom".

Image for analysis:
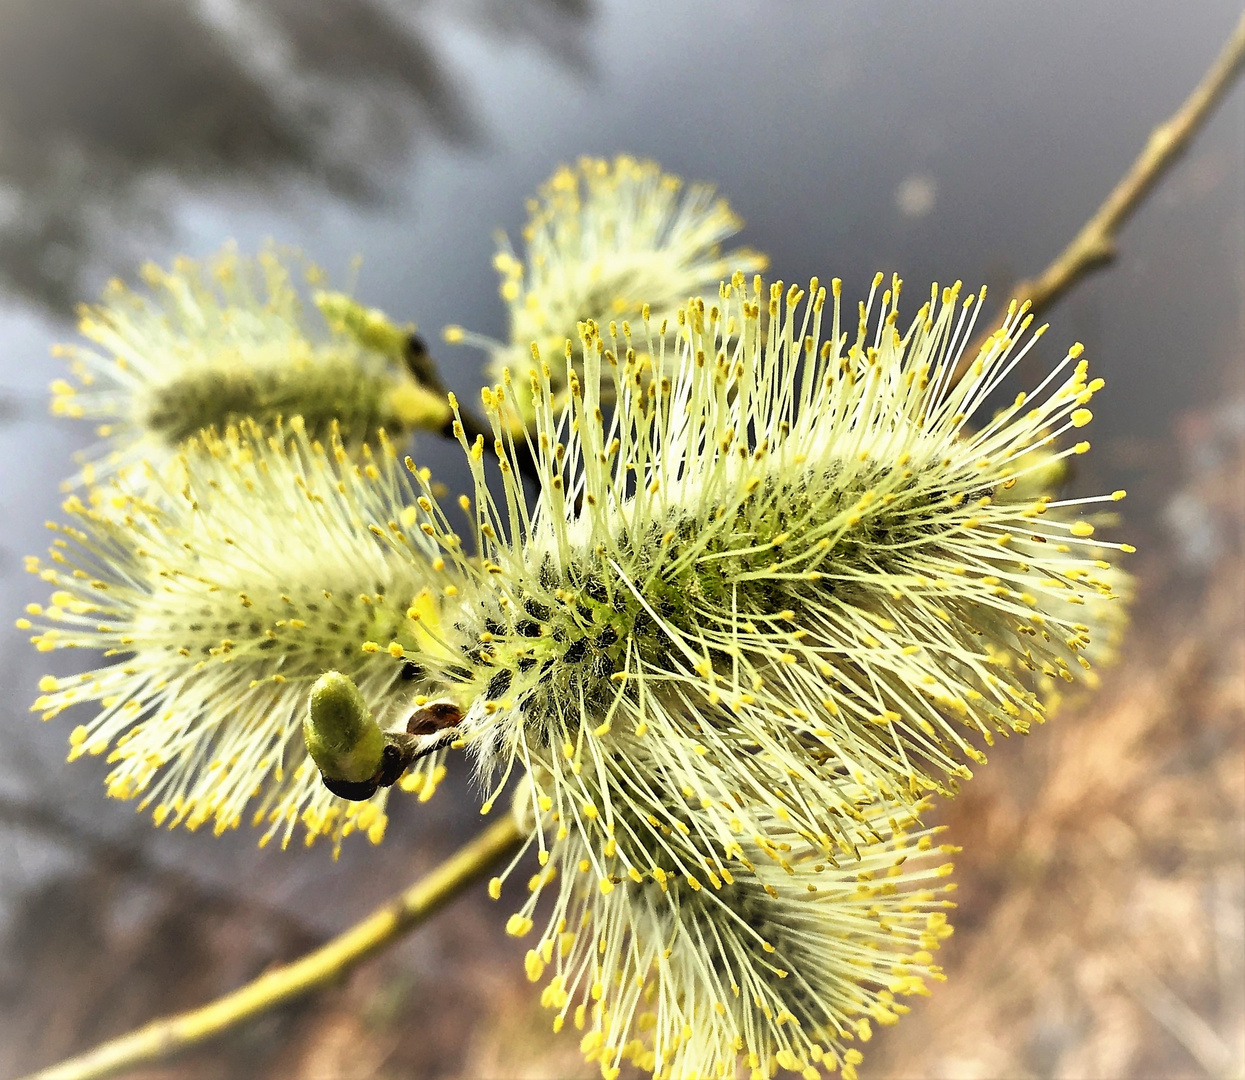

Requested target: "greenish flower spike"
[
  {"left": 407, "top": 271, "right": 1132, "bottom": 862},
  {"left": 444, "top": 155, "right": 768, "bottom": 426},
  {"left": 20, "top": 418, "right": 469, "bottom": 850},
  {"left": 499, "top": 766, "right": 957, "bottom": 1080},
  {"left": 49, "top": 244, "right": 450, "bottom": 490}
]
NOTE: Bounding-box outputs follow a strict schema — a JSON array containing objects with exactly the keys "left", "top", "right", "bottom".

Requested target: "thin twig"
[
  {"left": 952, "top": 8, "right": 1245, "bottom": 383},
  {"left": 19, "top": 815, "right": 525, "bottom": 1080},
  {"left": 1113, "top": 955, "right": 1236, "bottom": 1078}
]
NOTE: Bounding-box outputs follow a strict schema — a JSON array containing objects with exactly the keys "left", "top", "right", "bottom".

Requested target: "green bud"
[
  {"left": 313, "top": 290, "right": 411, "bottom": 358},
  {"left": 303, "top": 670, "right": 386, "bottom": 784}
]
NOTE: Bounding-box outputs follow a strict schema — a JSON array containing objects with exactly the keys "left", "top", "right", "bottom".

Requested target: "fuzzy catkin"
[
  {"left": 22, "top": 419, "right": 466, "bottom": 848},
  {"left": 501, "top": 764, "right": 956, "bottom": 1080},
  {"left": 413, "top": 271, "right": 1131, "bottom": 860},
  {"left": 50, "top": 244, "right": 447, "bottom": 489},
  {"left": 445, "top": 155, "right": 768, "bottom": 424}
]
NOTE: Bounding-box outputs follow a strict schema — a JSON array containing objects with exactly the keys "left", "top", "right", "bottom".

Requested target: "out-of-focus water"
[{"left": 0, "top": 0, "right": 1239, "bottom": 1043}]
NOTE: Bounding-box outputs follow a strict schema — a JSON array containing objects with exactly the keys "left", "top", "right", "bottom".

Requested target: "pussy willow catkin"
[
  {"left": 445, "top": 155, "right": 768, "bottom": 424},
  {"left": 50, "top": 244, "right": 447, "bottom": 489},
  {"left": 504, "top": 764, "right": 956, "bottom": 1080},
  {"left": 21, "top": 419, "right": 466, "bottom": 849},
  {"left": 411, "top": 271, "right": 1130, "bottom": 863}
]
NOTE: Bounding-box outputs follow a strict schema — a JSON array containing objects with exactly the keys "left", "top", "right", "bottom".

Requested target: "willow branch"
[
  {"left": 953, "top": 8, "right": 1245, "bottom": 382},
  {"left": 20, "top": 16, "right": 1245, "bottom": 1080},
  {"left": 20, "top": 815, "right": 525, "bottom": 1080}
]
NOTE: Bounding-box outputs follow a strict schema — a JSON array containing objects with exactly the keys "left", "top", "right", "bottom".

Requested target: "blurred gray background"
[{"left": 0, "top": 2, "right": 1241, "bottom": 1077}]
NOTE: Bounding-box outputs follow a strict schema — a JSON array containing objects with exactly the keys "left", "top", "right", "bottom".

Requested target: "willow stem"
[
  {"left": 19, "top": 815, "right": 525, "bottom": 1080},
  {"left": 952, "top": 8, "right": 1245, "bottom": 383}
]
